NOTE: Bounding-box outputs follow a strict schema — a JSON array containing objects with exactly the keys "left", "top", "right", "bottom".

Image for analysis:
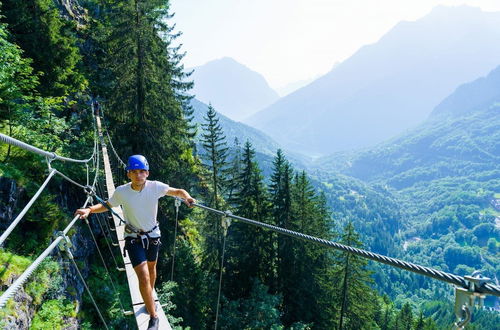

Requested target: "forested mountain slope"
[
  {"left": 190, "top": 98, "right": 311, "bottom": 176},
  {"left": 311, "top": 66, "right": 500, "bottom": 315}
]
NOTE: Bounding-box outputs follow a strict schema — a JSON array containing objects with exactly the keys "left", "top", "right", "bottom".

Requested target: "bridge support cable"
[
  {"left": 214, "top": 214, "right": 231, "bottom": 330},
  {"left": 0, "top": 128, "right": 103, "bottom": 309},
  {"left": 188, "top": 200, "right": 500, "bottom": 298},
  {"left": 0, "top": 133, "right": 94, "bottom": 163},
  {"left": 83, "top": 218, "right": 126, "bottom": 312},
  {"left": 179, "top": 200, "right": 499, "bottom": 328},
  {"left": 0, "top": 197, "right": 92, "bottom": 308},
  {"left": 92, "top": 210, "right": 123, "bottom": 271},
  {"left": 58, "top": 234, "right": 110, "bottom": 329},
  {"left": 170, "top": 198, "right": 181, "bottom": 282},
  {"left": 0, "top": 169, "right": 57, "bottom": 246}
]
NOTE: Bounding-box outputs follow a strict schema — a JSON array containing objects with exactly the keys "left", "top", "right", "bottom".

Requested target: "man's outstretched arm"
[
  {"left": 166, "top": 188, "right": 196, "bottom": 207},
  {"left": 74, "top": 202, "right": 112, "bottom": 219}
]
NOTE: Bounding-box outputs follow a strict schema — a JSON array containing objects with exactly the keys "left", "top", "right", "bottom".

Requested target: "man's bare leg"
[
  {"left": 134, "top": 262, "right": 158, "bottom": 318},
  {"left": 147, "top": 261, "right": 157, "bottom": 291}
]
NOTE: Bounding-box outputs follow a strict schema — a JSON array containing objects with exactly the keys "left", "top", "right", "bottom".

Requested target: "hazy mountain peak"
[
  {"left": 191, "top": 57, "right": 279, "bottom": 121},
  {"left": 430, "top": 65, "right": 500, "bottom": 119},
  {"left": 246, "top": 6, "right": 500, "bottom": 156}
]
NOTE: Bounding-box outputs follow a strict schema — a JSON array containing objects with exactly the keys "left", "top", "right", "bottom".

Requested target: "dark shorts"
[{"left": 125, "top": 236, "right": 161, "bottom": 267}]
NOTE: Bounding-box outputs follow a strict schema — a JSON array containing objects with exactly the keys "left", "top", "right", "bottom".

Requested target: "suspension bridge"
[{"left": 0, "top": 108, "right": 499, "bottom": 329}]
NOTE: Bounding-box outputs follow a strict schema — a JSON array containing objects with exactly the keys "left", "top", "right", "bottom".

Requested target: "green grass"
[
  {"left": 0, "top": 249, "right": 32, "bottom": 284},
  {"left": 31, "top": 299, "right": 77, "bottom": 329}
]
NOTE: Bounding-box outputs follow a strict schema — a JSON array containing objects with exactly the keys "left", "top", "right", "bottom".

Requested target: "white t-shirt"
[{"left": 107, "top": 180, "right": 170, "bottom": 238}]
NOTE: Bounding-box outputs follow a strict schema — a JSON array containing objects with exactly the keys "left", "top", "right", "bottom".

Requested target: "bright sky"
[{"left": 170, "top": 0, "right": 500, "bottom": 90}]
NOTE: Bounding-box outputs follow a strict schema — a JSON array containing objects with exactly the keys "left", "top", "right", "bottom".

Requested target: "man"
[{"left": 75, "top": 154, "right": 195, "bottom": 329}]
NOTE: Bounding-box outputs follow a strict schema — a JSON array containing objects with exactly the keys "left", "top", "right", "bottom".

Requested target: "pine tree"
[
  {"left": 169, "top": 239, "right": 211, "bottom": 329},
  {"left": 199, "top": 103, "right": 229, "bottom": 272},
  {"left": 96, "top": 0, "right": 198, "bottom": 283},
  {"left": 226, "top": 137, "right": 242, "bottom": 202},
  {"left": 394, "top": 302, "right": 413, "bottom": 330},
  {"left": 335, "top": 222, "right": 378, "bottom": 329},
  {"left": 101, "top": 0, "right": 195, "bottom": 185},
  {"left": 225, "top": 141, "right": 272, "bottom": 298},
  {"left": 89, "top": 1, "right": 201, "bottom": 323},
  {"left": 268, "top": 149, "right": 291, "bottom": 293},
  {"left": 378, "top": 295, "right": 394, "bottom": 330},
  {"left": 415, "top": 311, "right": 425, "bottom": 330},
  {"left": 279, "top": 171, "right": 336, "bottom": 328},
  {"left": 200, "top": 103, "right": 228, "bottom": 209}
]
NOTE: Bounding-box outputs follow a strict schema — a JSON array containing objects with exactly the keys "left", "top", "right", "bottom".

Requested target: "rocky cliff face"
[
  {"left": 55, "top": 0, "right": 88, "bottom": 27},
  {"left": 0, "top": 177, "right": 25, "bottom": 232}
]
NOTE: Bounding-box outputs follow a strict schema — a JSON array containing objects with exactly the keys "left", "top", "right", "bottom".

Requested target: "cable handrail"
[
  {"left": 0, "top": 133, "right": 94, "bottom": 163},
  {"left": 0, "top": 169, "right": 57, "bottom": 246},
  {"left": 0, "top": 124, "right": 102, "bottom": 308},
  {"left": 184, "top": 199, "right": 500, "bottom": 298},
  {"left": 105, "top": 130, "right": 126, "bottom": 169},
  {"left": 0, "top": 196, "right": 92, "bottom": 308}
]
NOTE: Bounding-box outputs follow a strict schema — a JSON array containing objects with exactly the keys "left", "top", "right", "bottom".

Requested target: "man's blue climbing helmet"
[{"left": 126, "top": 155, "right": 149, "bottom": 171}]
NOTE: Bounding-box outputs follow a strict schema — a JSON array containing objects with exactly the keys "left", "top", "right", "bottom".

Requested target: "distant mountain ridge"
[
  {"left": 246, "top": 6, "right": 500, "bottom": 156},
  {"left": 189, "top": 98, "right": 310, "bottom": 175},
  {"left": 190, "top": 57, "right": 279, "bottom": 121},
  {"left": 312, "top": 63, "right": 500, "bottom": 187},
  {"left": 430, "top": 65, "right": 500, "bottom": 119},
  {"left": 190, "top": 98, "right": 280, "bottom": 156}
]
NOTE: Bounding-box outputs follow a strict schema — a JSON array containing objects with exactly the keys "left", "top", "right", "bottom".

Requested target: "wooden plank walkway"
[{"left": 97, "top": 117, "right": 171, "bottom": 330}]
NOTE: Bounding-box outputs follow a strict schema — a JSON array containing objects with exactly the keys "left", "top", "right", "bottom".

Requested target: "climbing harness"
[{"left": 122, "top": 223, "right": 160, "bottom": 257}]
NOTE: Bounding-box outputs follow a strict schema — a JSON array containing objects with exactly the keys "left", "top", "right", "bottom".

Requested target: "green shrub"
[{"left": 31, "top": 299, "right": 76, "bottom": 329}]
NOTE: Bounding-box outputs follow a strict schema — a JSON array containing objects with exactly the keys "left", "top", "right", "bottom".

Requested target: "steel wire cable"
[
  {"left": 97, "top": 195, "right": 119, "bottom": 246},
  {"left": 0, "top": 169, "right": 57, "bottom": 246},
  {"left": 214, "top": 219, "right": 229, "bottom": 330},
  {"left": 106, "top": 130, "right": 126, "bottom": 169},
  {"left": 170, "top": 199, "right": 181, "bottom": 282},
  {"left": 0, "top": 128, "right": 102, "bottom": 307},
  {"left": 93, "top": 211, "right": 121, "bottom": 271},
  {"left": 188, "top": 201, "right": 500, "bottom": 297},
  {"left": 84, "top": 218, "right": 125, "bottom": 311},
  {"left": 99, "top": 108, "right": 126, "bottom": 170},
  {"left": 0, "top": 133, "right": 94, "bottom": 163},
  {"left": 53, "top": 169, "right": 87, "bottom": 189},
  {"left": 0, "top": 197, "right": 92, "bottom": 308},
  {"left": 67, "top": 253, "right": 110, "bottom": 330},
  {"left": 96, "top": 181, "right": 113, "bottom": 232}
]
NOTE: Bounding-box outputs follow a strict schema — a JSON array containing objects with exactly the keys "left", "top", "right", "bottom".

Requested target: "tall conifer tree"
[
  {"left": 200, "top": 103, "right": 229, "bottom": 272},
  {"left": 201, "top": 103, "right": 228, "bottom": 209},
  {"left": 225, "top": 141, "right": 272, "bottom": 298},
  {"left": 226, "top": 137, "right": 242, "bottom": 202},
  {"left": 269, "top": 149, "right": 292, "bottom": 293},
  {"left": 280, "top": 171, "right": 336, "bottom": 328},
  {"left": 335, "top": 222, "right": 378, "bottom": 329},
  {"left": 95, "top": 0, "right": 200, "bottom": 322},
  {"left": 102, "top": 0, "right": 194, "bottom": 186}
]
